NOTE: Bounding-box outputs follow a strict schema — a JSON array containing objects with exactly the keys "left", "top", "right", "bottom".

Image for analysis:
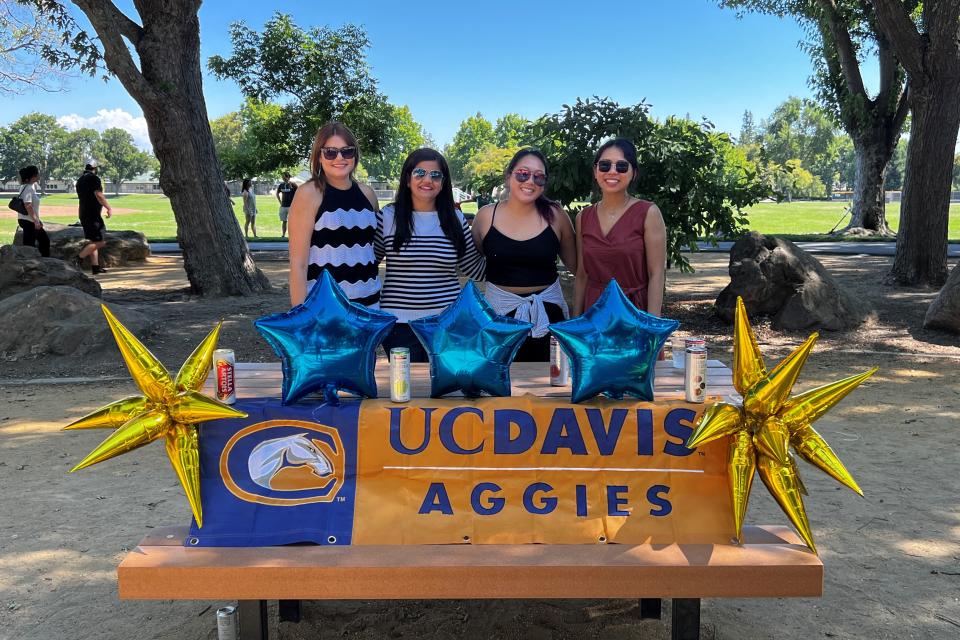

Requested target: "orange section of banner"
[{"left": 353, "top": 394, "right": 734, "bottom": 545}]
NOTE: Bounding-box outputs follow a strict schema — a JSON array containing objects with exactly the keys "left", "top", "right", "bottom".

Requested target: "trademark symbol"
[
  {"left": 336, "top": 496, "right": 347, "bottom": 503},
  {"left": 698, "top": 451, "right": 706, "bottom": 457}
]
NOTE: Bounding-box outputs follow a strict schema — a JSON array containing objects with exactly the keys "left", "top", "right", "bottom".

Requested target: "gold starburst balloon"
[
  {"left": 687, "top": 297, "right": 877, "bottom": 553},
  {"left": 64, "top": 306, "right": 247, "bottom": 527}
]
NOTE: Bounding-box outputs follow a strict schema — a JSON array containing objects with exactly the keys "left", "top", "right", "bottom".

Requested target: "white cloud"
[{"left": 58, "top": 109, "right": 152, "bottom": 152}]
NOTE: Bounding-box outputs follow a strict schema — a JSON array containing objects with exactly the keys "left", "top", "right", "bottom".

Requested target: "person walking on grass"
[
  {"left": 75, "top": 162, "right": 112, "bottom": 275},
  {"left": 276, "top": 172, "right": 297, "bottom": 238},
  {"left": 15, "top": 165, "right": 50, "bottom": 257},
  {"left": 241, "top": 178, "right": 258, "bottom": 238}
]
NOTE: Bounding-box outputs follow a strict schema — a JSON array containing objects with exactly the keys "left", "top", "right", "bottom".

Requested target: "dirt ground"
[{"left": 1, "top": 251, "right": 959, "bottom": 640}]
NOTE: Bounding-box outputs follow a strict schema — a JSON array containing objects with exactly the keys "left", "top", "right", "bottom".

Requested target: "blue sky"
[{"left": 1, "top": 1, "right": 861, "bottom": 150}]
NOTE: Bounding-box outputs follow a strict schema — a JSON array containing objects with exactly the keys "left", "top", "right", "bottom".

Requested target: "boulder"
[
  {"left": 0, "top": 285, "right": 154, "bottom": 359},
  {"left": 923, "top": 262, "right": 960, "bottom": 333},
  {"left": 0, "top": 243, "right": 101, "bottom": 301},
  {"left": 13, "top": 221, "right": 150, "bottom": 266},
  {"left": 715, "top": 232, "right": 865, "bottom": 331}
]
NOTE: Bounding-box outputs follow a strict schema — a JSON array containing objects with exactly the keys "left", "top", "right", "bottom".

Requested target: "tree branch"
[
  {"left": 70, "top": 0, "right": 155, "bottom": 103},
  {"left": 892, "top": 79, "right": 910, "bottom": 135},
  {"left": 870, "top": 0, "right": 924, "bottom": 76},
  {"left": 816, "top": 0, "right": 867, "bottom": 99}
]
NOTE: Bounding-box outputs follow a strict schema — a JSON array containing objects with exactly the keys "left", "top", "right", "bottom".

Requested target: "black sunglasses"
[
  {"left": 321, "top": 146, "right": 357, "bottom": 161},
  {"left": 596, "top": 159, "right": 631, "bottom": 174},
  {"left": 513, "top": 169, "right": 547, "bottom": 187},
  {"left": 411, "top": 168, "right": 443, "bottom": 181}
]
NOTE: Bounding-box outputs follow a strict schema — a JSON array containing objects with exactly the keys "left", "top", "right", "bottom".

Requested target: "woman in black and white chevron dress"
[{"left": 288, "top": 121, "right": 382, "bottom": 308}]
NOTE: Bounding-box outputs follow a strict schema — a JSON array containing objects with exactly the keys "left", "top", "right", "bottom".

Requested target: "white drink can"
[
  {"left": 390, "top": 347, "right": 411, "bottom": 402},
  {"left": 684, "top": 346, "right": 708, "bottom": 403},
  {"left": 550, "top": 335, "right": 569, "bottom": 386},
  {"left": 213, "top": 349, "right": 236, "bottom": 405}
]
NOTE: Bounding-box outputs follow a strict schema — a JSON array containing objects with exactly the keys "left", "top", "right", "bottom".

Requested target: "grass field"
[{"left": 9, "top": 193, "right": 960, "bottom": 243}]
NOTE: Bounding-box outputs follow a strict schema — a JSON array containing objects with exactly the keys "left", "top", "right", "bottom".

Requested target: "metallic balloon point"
[
  {"left": 64, "top": 307, "right": 247, "bottom": 528},
  {"left": 254, "top": 269, "right": 397, "bottom": 405},
  {"left": 686, "top": 296, "right": 877, "bottom": 553},
  {"left": 550, "top": 279, "right": 679, "bottom": 404}
]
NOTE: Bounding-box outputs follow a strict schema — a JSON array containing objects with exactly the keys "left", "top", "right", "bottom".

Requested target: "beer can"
[
  {"left": 684, "top": 346, "right": 708, "bottom": 403},
  {"left": 549, "top": 336, "right": 569, "bottom": 386},
  {"left": 216, "top": 605, "right": 239, "bottom": 640},
  {"left": 390, "top": 347, "right": 411, "bottom": 402},
  {"left": 213, "top": 348, "right": 236, "bottom": 405}
]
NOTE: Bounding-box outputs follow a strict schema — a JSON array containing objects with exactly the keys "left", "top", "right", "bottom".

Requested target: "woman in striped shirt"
[
  {"left": 376, "top": 148, "right": 485, "bottom": 361},
  {"left": 288, "top": 121, "right": 381, "bottom": 307}
]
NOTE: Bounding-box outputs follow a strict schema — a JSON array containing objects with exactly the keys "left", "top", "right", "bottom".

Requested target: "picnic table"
[{"left": 117, "top": 360, "right": 823, "bottom": 640}]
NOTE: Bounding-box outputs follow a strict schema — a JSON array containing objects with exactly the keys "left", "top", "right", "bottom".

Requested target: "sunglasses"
[
  {"left": 320, "top": 146, "right": 357, "bottom": 161},
  {"left": 513, "top": 169, "right": 547, "bottom": 187},
  {"left": 411, "top": 168, "right": 443, "bottom": 181},
  {"left": 596, "top": 159, "right": 631, "bottom": 174}
]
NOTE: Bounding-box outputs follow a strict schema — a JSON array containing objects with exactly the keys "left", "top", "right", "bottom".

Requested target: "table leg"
[
  {"left": 637, "top": 598, "right": 662, "bottom": 619},
  {"left": 238, "top": 599, "right": 268, "bottom": 640},
  {"left": 671, "top": 598, "right": 700, "bottom": 640},
  {"left": 278, "top": 599, "right": 301, "bottom": 623}
]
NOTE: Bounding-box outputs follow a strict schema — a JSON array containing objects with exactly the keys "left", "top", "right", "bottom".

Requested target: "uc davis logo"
[{"left": 219, "top": 419, "right": 345, "bottom": 505}]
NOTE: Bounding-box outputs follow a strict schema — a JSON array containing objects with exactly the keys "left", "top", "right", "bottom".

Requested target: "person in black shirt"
[
  {"left": 75, "top": 163, "right": 113, "bottom": 274},
  {"left": 275, "top": 172, "right": 298, "bottom": 238}
]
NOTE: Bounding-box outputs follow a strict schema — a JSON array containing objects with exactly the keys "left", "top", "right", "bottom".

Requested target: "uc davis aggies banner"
[{"left": 189, "top": 396, "right": 734, "bottom": 546}]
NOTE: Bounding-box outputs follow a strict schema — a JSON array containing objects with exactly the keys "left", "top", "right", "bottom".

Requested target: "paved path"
[{"left": 150, "top": 240, "right": 960, "bottom": 257}]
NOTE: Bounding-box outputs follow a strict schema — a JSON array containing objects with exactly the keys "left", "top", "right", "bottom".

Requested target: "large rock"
[
  {"left": 0, "top": 286, "right": 154, "bottom": 359},
  {"left": 13, "top": 221, "right": 150, "bottom": 266},
  {"left": 0, "top": 243, "right": 101, "bottom": 301},
  {"left": 924, "top": 262, "right": 960, "bottom": 333},
  {"left": 715, "top": 232, "right": 865, "bottom": 331}
]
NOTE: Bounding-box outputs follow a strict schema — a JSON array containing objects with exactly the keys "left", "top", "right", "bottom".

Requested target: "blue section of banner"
[{"left": 187, "top": 399, "right": 360, "bottom": 547}]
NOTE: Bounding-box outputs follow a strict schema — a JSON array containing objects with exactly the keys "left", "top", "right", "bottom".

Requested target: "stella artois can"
[
  {"left": 684, "top": 346, "right": 708, "bottom": 403},
  {"left": 390, "top": 347, "right": 411, "bottom": 402},
  {"left": 550, "top": 335, "right": 569, "bottom": 386},
  {"left": 213, "top": 348, "right": 236, "bottom": 404}
]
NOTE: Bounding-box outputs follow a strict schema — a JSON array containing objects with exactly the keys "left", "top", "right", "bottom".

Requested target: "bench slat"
[{"left": 118, "top": 525, "right": 822, "bottom": 601}]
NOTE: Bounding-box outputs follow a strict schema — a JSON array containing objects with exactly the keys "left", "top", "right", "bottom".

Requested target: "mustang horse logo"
[
  {"left": 220, "top": 419, "right": 346, "bottom": 505},
  {"left": 249, "top": 433, "right": 335, "bottom": 491}
]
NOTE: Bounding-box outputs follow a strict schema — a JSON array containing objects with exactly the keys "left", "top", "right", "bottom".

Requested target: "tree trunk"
[
  {"left": 842, "top": 135, "right": 895, "bottom": 235},
  {"left": 72, "top": 1, "right": 269, "bottom": 296},
  {"left": 890, "top": 76, "right": 960, "bottom": 286}
]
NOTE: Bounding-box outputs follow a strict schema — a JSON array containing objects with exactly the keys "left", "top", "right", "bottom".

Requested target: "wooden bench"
[
  {"left": 116, "top": 360, "right": 821, "bottom": 639},
  {"left": 118, "top": 525, "right": 822, "bottom": 640}
]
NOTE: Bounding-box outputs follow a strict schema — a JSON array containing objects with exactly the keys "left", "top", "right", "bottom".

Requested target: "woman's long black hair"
[
  {"left": 504, "top": 148, "right": 558, "bottom": 224},
  {"left": 241, "top": 178, "right": 252, "bottom": 192},
  {"left": 391, "top": 148, "right": 466, "bottom": 258}
]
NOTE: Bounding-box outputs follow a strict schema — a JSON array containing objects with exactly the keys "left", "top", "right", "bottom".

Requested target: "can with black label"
[
  {"left": 216, "top": 605, "right": 239, "bottom": 640},
  {"left": 213, "top": 348, "right": 236, "bottom": 405},
  {"left": 684, "top": 346, "right": 707, "bottom": 403},
  {"left": 390, "top": 347, "right": 411, "bottom": 402}
]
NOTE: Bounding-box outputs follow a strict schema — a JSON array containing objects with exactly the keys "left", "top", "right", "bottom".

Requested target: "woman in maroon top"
[{"left": 573, "top": 138, "right": 667, "bottom": 317}]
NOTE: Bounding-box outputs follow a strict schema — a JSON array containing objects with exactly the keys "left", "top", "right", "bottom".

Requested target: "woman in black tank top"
[{"left": 471, "top": 149, "right": 577, "bottom": 361}]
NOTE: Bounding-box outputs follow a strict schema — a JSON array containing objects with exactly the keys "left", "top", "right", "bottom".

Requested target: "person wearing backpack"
[{"left": 15, "top": 165, "right": 50, "bottom": 257}]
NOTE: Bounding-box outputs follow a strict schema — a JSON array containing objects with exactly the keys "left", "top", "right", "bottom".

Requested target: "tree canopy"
[
  {"left": 208, "top": 12, "right": 392, "bottom": 166},
  {"left": 95, "top": 127, "right": 155, "bottom": 194},
  {"left": 445, "top": 113, "right": 496, "bottom": 183}
]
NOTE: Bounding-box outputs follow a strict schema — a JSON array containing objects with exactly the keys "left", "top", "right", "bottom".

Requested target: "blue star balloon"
[
  {"left": 551, "top": 279, "right": 679, "bottom": 403},
  {"left": 254, "top": 270, "right": 396, "bottom": 405},
  {"left": 410, "top": 282, "right": 532, "bottom": 398}
]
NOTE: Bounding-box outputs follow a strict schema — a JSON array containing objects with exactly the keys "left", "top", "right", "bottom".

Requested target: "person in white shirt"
[
  {"left": 16, "top": 165, "right": 50, "bottom": 257},
  {"left": 375, "top": 148, "right": 485, "bottom": 361}
]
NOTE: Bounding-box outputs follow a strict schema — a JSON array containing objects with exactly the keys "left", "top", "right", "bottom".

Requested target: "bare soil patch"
[{"left": 1, "top": 252, "right": 959, "bottom": 639}]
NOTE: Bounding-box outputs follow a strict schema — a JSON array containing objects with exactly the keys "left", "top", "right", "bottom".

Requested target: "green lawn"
[
  {"left": 741, "top": 200, "right": 960, "bottom": 238},
  {"left": 15, "top": 193, "right": 960, "bottom": 243}
]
